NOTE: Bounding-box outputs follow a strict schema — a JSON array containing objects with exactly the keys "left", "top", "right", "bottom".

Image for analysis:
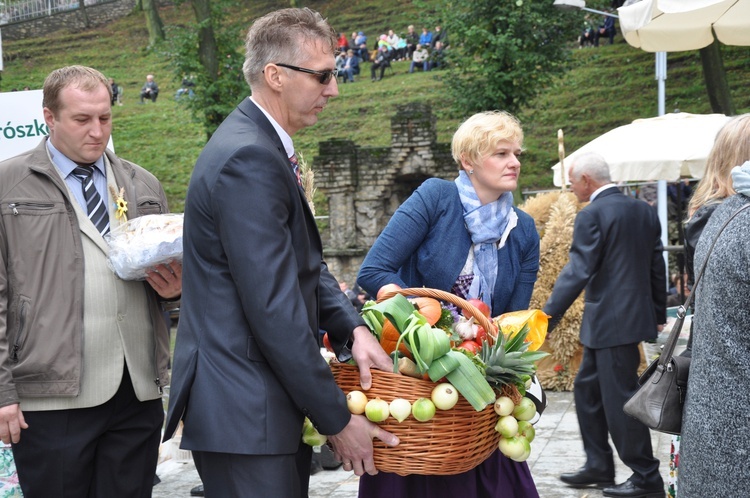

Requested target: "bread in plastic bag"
[{"left": 106, "top": 214, "right": 183, "bottom": 280}]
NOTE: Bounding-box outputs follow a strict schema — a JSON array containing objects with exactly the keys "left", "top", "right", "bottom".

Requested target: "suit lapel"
[{"left": 239, "top": 99, "right": 321, "bottom": 243}]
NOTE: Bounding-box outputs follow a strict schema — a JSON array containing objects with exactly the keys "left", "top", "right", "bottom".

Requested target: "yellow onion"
[{"left": 389, "top": 398, "right": 412, "bottom": 423}]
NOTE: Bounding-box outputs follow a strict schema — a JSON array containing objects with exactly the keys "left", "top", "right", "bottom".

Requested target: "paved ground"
[{"left": 152, "top": 389, "right": 673, "bottom": 497}]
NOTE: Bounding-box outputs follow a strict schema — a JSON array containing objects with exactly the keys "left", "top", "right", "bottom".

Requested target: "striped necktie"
[
  {"left": 72, "top": 165, "right": 110, "bottom": 236},
  {"left": 289, "top": 153, "right": 301, "bottom": 186}
]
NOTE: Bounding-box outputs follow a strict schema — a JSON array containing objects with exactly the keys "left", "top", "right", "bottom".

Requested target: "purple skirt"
[{"left": 359, "top": 450, "right": 539, "bottom": 498}]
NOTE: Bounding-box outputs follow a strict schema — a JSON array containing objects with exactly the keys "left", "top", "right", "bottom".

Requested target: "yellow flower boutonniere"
[{"left": 109, "top": 186, "right": 128, "bottom": 221}]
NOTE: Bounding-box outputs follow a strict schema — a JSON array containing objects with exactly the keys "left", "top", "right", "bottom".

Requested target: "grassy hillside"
[{"left": 2, "top": 0, "right": 750, "bottom": 212}]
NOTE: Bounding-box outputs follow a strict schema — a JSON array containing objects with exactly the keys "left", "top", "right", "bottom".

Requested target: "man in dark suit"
[
  {"left": 543, "top": 152, "right": 666, "bottom": 498},
  {"left": 163, "top": 8, "right": 397, "bottom": 497}
]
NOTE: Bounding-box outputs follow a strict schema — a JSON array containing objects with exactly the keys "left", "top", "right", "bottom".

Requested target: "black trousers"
[
  {"left": 12, "top": 367, "right": 164, "bottom": 498},
  {"left": 574, "top": 344, "right": 663, "bottom": 488},
  {"left": 192, "top": 439, "right": 312, "bottom": 498}
]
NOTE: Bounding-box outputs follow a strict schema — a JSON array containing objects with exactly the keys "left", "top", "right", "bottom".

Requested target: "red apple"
[{"left": 464, "top": 298, "right": 491, "bottom": 318}]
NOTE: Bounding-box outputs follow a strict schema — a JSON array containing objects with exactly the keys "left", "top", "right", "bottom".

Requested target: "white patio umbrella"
[
  {"left": 619, "top": 0, "right": 750, "bottom": 52},
  {"left": 551, "top": 112, "right": 731, "bottom": 186}
]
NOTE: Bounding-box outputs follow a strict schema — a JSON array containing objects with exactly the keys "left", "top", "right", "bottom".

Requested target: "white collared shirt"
[
  {"left": 249, "top": 96, "right": 295, "bottom": 158},
  {"left": 590, "top": 183, "right": 616, "bottom": 202}
]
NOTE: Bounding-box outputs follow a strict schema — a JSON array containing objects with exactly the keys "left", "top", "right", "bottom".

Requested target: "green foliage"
[
  {"left": 161, "top": 0, "right": 247, "bottom": 138},
  {"left": 1, "top": 0, "right": 750, "bottom": 212},
  {"left": 432, "top": 0, "right": 579, "bottom": 114}
]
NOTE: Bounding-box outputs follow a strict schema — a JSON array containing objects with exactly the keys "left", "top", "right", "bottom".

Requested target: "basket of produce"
[{"left": 328, "top": 286, "right": 548, "bottom": 476}]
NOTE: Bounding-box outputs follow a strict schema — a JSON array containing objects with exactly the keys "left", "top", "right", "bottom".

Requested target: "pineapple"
[{"left": 481, "top": 324, "right": 548, "bottom": 393}]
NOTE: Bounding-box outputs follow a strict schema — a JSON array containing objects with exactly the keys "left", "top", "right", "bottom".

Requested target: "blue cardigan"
[{"left": 358, "top": 178, "right": 540, "bottom": 317}]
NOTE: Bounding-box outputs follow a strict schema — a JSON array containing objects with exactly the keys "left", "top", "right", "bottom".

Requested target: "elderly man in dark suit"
[
  {"left": 163, "top": 8, "right": 397, "bottom": 497},
  {"left": 543, "top": 152, "right": 666, "bottom": 498}
]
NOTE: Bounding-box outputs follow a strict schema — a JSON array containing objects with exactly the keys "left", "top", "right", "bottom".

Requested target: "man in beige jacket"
[{"left": 0, "top": 65, "right": 181, "bottom": 497}]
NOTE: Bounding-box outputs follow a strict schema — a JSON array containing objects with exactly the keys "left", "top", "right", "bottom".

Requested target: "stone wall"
[
  {"left": 1, "top": 0, "right": 136, "bottom": 40},
  {"left": 315, "top": 103, "right": 457, "bottom": 289}
]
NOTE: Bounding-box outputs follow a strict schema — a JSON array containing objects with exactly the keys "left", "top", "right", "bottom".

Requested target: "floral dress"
[{"left": 0, "top": 444, "right": 22, "bottom": 497}]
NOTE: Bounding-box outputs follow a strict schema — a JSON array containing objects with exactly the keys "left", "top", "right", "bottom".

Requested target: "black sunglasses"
[{"left": 275, "top": 63, "right": 338, "bottom": 85}]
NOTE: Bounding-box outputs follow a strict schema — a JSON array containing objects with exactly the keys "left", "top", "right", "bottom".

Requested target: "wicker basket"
[{"left": 330, "top": 287, "right": 501, "bottom": 476}]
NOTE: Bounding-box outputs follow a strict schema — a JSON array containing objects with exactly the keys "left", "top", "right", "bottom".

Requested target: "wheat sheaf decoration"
[
  {"left": 296, "top": 152, "right": 316, "bottom": 216},
  {"left": 519, "top": 191, "right": 586, "bottom": 391}
]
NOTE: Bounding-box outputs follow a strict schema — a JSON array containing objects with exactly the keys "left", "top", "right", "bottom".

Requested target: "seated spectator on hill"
[
  {"left": 409, "top": 44, "right": 429, "bottom": 73},
  {"left": 405, "top": 24, "right": 419, "bottom": 60},
  {"left": 386, "top": 30, "right": 405, "bottom": 60},
  {"left": 108, "top": 77, "right": 121, "bottom": 106},
  {"left": 370, "top": 47, "right": 391, "bottom": 82},
  {"left": 139, "top": 74, "right": 159, "bottom": 103},
  {"left": 429, "top": 41, "right": 446, "bottom": 70},
  {"left": 579, "top": 15, "right": 597, "bottom": 47},
  {"left": 175, "top": 75, "right": 196, "bottom": 99},
  {"left": 377, "top": 34, "right": 393, "bottom": 54},
  {"left": 595, "top": 14, "right": 616, "bottom": 45},
  {"left": 395, "top": 37, "right": 408, "bottom": 61},
  {"left": 335, "top": 51, "right": 347, "bottom": 72},
  {"left": 358, "top": 43, "right": 371, "bottom": 63},
  {"left": 355, "top": 31, "right": 367, "bottom": 48},
  {"left": 349, "top": 31, "right": 359, "bottom": 55},
  {"left": 419, "top": 27, "right": 432, "bottom": 47},
  {"left": 340, "top": 49, "right": 360, "bottom": 83},
  {"left": 337, "top": 32, "right": 349, "bottom": 54},
  {"left": 432, "top": 25, "right": 447, "bottom": 48}
]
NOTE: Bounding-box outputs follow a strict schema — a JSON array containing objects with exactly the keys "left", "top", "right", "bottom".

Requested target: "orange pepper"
[{"left": 493, "top": 309, "right": 549, "bottom": 351}]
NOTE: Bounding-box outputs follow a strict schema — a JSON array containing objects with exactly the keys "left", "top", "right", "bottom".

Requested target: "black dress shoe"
[
  {"left": 602, "top": 479, "right": 665, "bottom": 498},
  {"left": 190, "top": 484, "right": 205, "bottom": 496},
  {"left": 560, "top": 467, "right": 615, "bottom": 488}
]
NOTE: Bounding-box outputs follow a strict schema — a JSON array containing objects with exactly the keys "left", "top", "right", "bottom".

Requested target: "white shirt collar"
[
  {"left": 249, "top": 96, "right": 295, "bottom": 158},
  {"left": 590, "top": 183, "right": 616, "bottom": 201}
]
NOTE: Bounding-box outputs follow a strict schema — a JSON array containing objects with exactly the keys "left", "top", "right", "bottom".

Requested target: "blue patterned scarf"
[
  {"left": 454, "top": 171, "right": 514, "bottom": 310},
  {"left": 732, "top": 160, "right": 750, "bottom": 197}
]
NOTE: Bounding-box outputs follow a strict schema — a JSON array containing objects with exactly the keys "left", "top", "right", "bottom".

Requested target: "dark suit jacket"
[
  {"left": 544, "top": 187, "right": 666, "bottom": 349},
  {"left": 164, "top": 98, "right": 364, "bottom": 455}
]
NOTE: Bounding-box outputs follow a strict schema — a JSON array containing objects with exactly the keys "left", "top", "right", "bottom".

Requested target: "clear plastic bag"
[{"left": 106, "top": 214, "right": 183, "bottom": 280}]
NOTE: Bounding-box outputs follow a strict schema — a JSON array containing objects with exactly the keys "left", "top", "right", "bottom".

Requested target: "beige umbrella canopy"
[
  {"left": 619, "top": 0, "right": 750, "bottom": 52},
  {"left": 551, "top": 112, "right": 731, "bottom": 186}
]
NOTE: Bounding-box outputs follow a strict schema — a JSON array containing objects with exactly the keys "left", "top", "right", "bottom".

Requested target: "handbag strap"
[{"left": 658, "top": 201, "right": 750, "bottom": 364}]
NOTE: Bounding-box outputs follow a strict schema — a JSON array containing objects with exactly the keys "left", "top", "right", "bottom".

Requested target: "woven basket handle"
[{"left": 377, "top": 287, "right": 497, "bottom": 342}]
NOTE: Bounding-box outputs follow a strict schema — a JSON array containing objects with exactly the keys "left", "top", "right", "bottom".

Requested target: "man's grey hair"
[
  {"left": 570, "top": 152, "right": 612, "bottom": 184},
  {"left": 242, "top": 8, "right": 337, "bottom": 88}
]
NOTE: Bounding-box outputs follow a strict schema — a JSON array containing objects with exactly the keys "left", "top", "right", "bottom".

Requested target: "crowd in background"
[{"left": 333, "top": 24, "right": 449, "bottom": 82}]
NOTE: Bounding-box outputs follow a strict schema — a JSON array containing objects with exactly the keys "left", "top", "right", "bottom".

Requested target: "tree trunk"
[
  {"left": 190, "top": 0, "right": 219, "bottom": 79},
  {"left": 143, "top": 0, "right": 165, "bottom": 46},
  {"left": 78, "top": 0, "right": 90, "bottom": 28},
  {"left": 699, "top": 39, "right": 735, "bottom": 116}
]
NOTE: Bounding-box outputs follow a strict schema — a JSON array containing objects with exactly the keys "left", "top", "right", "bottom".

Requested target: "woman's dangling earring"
[{"left": 468, "top": 169, "right": 474, "bottom": 175}]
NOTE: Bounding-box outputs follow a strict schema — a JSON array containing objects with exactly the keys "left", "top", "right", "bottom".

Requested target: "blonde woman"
[
  {"left": 358, "top": 111, "right": 540, "bottom": 497},
  {"left": 684, "top": 114, "right": 750, "bottom": 308},
  {"left": 669, "top": 113, "right": 750, "bottom": 498}
]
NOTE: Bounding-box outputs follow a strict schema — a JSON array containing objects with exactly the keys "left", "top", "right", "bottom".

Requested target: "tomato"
[
  {"left": 322, "top": 333, "right": 334, "bottom": 352},
  {"left": 474, "top": 326, "right": 488, "bottom": 346},
  {"left": 377, "top": 283, "right": 403, "bottom": 301},
  {"left": 457, "top": 340, "right": 481, "bottom": 354},
  {"left": 464, "top": 298, "right": 491, "bottom": 319}
]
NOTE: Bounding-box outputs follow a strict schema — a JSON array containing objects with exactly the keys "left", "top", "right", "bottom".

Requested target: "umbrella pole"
[{"left": 558, "top": 129, "right": 567, "bottom": 191}]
